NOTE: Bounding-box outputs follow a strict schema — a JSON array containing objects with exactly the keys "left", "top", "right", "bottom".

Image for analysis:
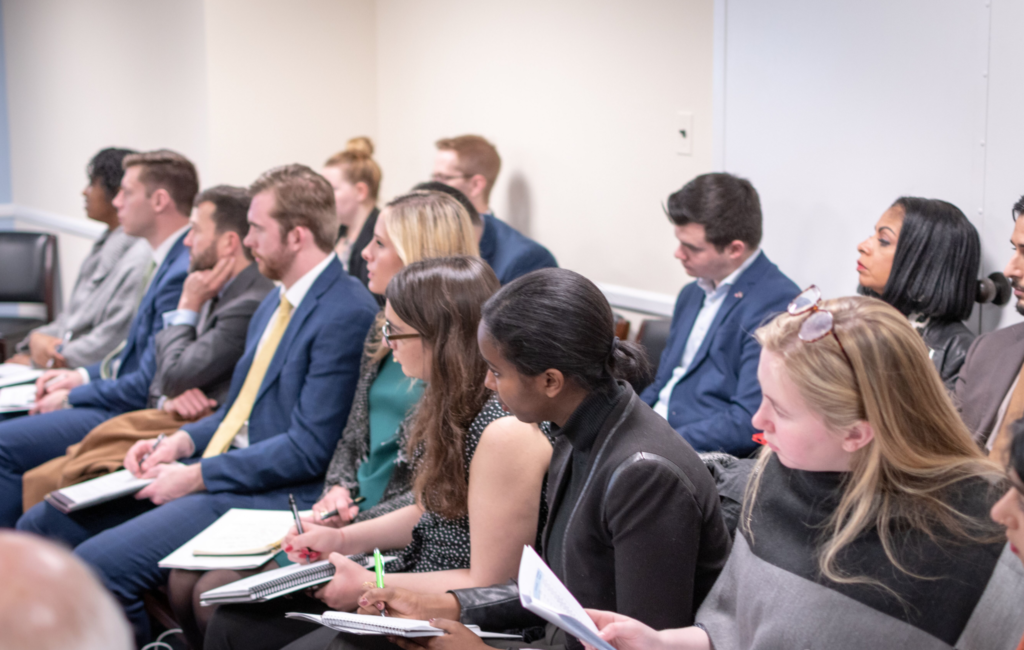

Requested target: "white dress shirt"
[{"left": 653, "top": 250, "right": 762, "bottom": 420}]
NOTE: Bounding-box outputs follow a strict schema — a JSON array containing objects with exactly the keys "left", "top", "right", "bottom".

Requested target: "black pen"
[
  {"left": 289, "top": 493, "right": 315, "bottom": 560},
  {"left": 319, "top": 496, "right": 365, "bottom": 520}
]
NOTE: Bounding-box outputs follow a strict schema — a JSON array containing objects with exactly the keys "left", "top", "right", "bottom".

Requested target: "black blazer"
[{"left": 455, "top": 382, "right": 731, "bottom": 634}]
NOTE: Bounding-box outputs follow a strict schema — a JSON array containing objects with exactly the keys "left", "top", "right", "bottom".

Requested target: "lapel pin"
[{"left": 734, "top": 291, "right": 743, "bottom": 299}]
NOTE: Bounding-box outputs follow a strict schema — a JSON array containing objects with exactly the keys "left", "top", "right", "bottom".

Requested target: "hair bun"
[{"left": 345, "top": 136, "right": 374, "bottom": 157}]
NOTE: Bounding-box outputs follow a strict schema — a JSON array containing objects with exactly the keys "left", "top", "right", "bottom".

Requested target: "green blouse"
[{"left": 357, "top": 352, "right": 424, "bottom": 510}]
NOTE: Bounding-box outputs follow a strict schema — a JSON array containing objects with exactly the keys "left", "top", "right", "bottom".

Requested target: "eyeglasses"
[
  {"left": 382, "top": 320, "right": 420, "bottom": 347},
  {"left": 430, "top": 172, "right": 470, "bottom": 183},
  {"left": 788, "top": 285, "right": 854, "bottom": 370}
]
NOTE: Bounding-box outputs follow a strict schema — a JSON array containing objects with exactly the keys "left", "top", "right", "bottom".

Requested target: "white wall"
[
  {"left": 1, "top": 0, "right": 379, "bottom": 301},
  {"left": 715, "top": 0, "right": 1024, "bottom": 332},
  {"left": 374, "top": 0, "right": 714, "bottom": 296},
  {"left": 2, "top": 0, "right": 210, "bottom": 295}
]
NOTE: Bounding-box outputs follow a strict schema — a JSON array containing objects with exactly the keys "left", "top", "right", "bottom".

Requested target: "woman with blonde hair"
[
  {"left": 323, "top": 137, "right": 383, "bottom": 286},
  {"left": 584, "top": 290, "right": 1024, "bottom": 650},
  {"left": 168, "top": 190, "right": 479, "bottom": 650}
]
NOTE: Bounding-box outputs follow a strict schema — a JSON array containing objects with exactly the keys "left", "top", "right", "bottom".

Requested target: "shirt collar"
[
  {"left": 282, "top": 253, "right": 336, "bottom": 310},
  {"left": 150, "top": 223, "right": 190, "bottom": 267},
  {"left": 696, "top": 248, "right": 762, "bottom": 296}
]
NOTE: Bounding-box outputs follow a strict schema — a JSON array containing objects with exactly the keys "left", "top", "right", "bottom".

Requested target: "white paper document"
[
  {"left": 0, "top": 364, "right": 43, "bottom": 388},
  {"left": 158, "top": 509, "right": 297, "bottom": 571},
  {"left": 517, "top": 545, "right": 616, "bottom": 650},
  {"left": 0, "top": 383, "right": 36, "bottom": 412},
  {"left": 285, "top": 612, "right": 521, "bottom": 639},
  {"left": 43, "top": 469, "right": 153, "bottom": 513}
]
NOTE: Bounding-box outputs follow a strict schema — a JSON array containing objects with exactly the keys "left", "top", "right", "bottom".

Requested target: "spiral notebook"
[
  {"left": 285, "top": 611, "right": 521, "bottom": 639},
  {"left": 199, "top": 554, "right": 394, "bottom": 606}
]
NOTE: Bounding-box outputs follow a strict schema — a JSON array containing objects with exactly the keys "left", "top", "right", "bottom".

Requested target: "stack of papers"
[
  {"left": 0, "top": 383, "right": 36, "bottom": 413},
  {"left": 285, "top": 611, "right": 520, "bottom": 639},
  {"left": 0, "top": 363, "right": 43, "bottom": 386},
  {"left": 159, "top": 509, "right": 298, "bottom": 571},
  {"left": 44, "top": 469, "right": 153, "bottom": 513}
]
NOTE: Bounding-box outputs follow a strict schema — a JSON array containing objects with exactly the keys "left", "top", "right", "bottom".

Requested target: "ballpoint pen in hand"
[
  {"left": 373, "top": 547, "right": 387, "bottom": 617},
  {"left": 140, "top": 433, "right": 166, "bottom": 466},
  {"left": 319, "top": 496, "right": 365, "bottom": 520},
  {"left": 289, "top": 493, "right": 314, "bottom": 560}
]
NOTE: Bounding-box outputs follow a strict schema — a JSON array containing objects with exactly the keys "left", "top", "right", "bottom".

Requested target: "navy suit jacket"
[
  {"left": 479, "top": 213, "right": 557, "bottom": 284},
  {"left": 183, "top": 257, "right": 379, "bottom": 498},
  {"left": 639, "top": 252, "right": 799, "bottom": 457},
  {"left": 68, "top": 231, "right": 190, "bottom": 413}
]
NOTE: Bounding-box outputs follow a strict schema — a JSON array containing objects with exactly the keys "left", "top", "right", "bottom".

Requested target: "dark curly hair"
[{"left": 87, "top": 148, "right": 136, "bottom": 200}]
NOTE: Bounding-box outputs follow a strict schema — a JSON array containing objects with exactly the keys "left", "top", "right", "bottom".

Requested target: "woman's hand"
[
  {"left": 313, "top": 552, "right": 375, "bottom": 610},
  {"left": 357, "top": 587, "right": 461, "bottom": 621},
  {"left": 283, "top": 523, "right": 346, "bottom": 563},
  {"left": 583, "top": 609, "right": 667, "bottom": 650},
  {"left": 387, "top": 619, "right": 490, "bottom": 650},
  {"left": 312, "top": 485, "right": 359, "bottom": 528}
]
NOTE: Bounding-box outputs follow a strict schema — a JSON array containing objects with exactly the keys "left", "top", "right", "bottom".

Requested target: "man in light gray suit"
[
  {"left": 957, "top": 193, "right": 1024, "bottom": 458},
  {"left": 10, "top": 148, "right": 150, "bottom": 369},
  {"left": 20, "top": 185, "right": 274, "bottom": 506}
]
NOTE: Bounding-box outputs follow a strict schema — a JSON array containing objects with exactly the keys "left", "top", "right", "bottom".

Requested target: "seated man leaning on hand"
[
  {"left": 640, "top": 173, "right": 799, "bottom": 457},
  {"left": 19, "top": 185, "right": 274, "bottom": 510},
  {"left": 0, "top": 149, "right": 196, "bottom": 527},
  {"left": 17, "top": 164, "right": 380, "bottom": 648}
]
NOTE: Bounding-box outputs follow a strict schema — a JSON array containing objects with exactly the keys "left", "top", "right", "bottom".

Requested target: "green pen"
[{"left": 373, "top": 548, "right": 387, "bottom": 617}]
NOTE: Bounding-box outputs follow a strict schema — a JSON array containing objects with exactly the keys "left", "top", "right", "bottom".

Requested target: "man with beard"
[
  {"left": 18, "top": 185, "right": 274, "bottom": 510},
  {"left": 17, "top": 164, "right": 379, "bottom": 647},
  {"left": 957, "top": 194, "right": 1024, "bottom": 458}
]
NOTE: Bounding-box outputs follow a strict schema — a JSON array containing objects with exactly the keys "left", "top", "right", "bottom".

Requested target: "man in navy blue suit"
[
  {"left": 18, "top": 164, "right": 380, "bottom": 646},
  {"left": 639, "top": 173, "right": 799, "bottom": 457},
  {"left": 0, "top": 150, "right": 196, "bottom": 526},
  {"left": 432, "top": 134, "right": 557, "bottom": 283}
]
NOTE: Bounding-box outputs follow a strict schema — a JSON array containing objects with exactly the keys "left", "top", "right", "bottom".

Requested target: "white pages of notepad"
[
  {"left": 0, "top": 384, "right": 36, "bottom": 412},
  {"left": 44, "top": 469, "right": 153, "bottom": 513},
  {"left": 517, "top": 545, "right": 616, "bottom": 650},
  {"left": 285, "top": 612, "right": 521, "bottom": 639},
  {"left": 158, "top": 508, "right": 297, "bottom": 570},
  {"left": 0, "top": 364, "right": 43, "bottom": 387}
]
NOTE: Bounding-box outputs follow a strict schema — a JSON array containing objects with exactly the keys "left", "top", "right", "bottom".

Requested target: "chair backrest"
[
  {"left": 636, "top": 317, "right": 671, "bottom": 377},
  {"left": 0, "top": 232, "right": 59, "bottom": 321},
  {"left": 613, "top": 312, "right": 630, "bottom": 342}
]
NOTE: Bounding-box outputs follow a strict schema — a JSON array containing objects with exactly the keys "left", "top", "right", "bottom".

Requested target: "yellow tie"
[{"left": 202, "top": 294, "right": 294, "bottom": 458}]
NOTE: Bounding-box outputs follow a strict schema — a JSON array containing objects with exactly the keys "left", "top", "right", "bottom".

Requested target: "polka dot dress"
[{"left": 385, "top": 395, "right": 550, "bottom": 573}]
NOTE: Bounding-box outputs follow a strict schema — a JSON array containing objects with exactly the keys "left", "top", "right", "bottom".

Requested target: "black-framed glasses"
[
  {"left": 382, "top": 320, "right": 420, "bottom": 347},
  {"left": 788, "top": 285, "right": 854, "bottom": 370}
]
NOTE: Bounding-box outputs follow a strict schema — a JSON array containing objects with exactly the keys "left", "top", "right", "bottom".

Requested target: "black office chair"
[
  {"left": 636, "top": 317, "right": 671, "bottom": 377},
  {"left": 0, "top": 232, "right": 59, "bottom": 360}
]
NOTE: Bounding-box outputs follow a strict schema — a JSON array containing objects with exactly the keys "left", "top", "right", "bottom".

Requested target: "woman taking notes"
[
  {"left": 169, "top": 190, "right": 479, "bottom": 649},
  {"left": 205, "top": 256, "right": 552, "bottom": 650},
  {"left": 583, "top": 290, "right": 1024, "bottom": 650},
  {"left": 355, "top": 268, "right": 731, "bottom": 649},
  {"left": 991, "top": 421, "right": 1024, "bottom": 650}
]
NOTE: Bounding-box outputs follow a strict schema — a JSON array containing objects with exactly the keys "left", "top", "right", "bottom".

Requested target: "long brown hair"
[
  {"left": 745, "top": 295, "right": 1003, "bottom": 587},
  {"left": 386, "top": 256, "right": 500, "bottom": 519}
]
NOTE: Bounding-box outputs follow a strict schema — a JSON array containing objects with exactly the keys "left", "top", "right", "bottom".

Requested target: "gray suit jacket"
[
  {"left": 955, "top": 321, "right": 1024, "bottom": 445},
  {"left": 149, "top": 262, "right": 274, "bottom": 407},
  {"left": 17, "top": 227, "right": 152, "bottom": 368}
]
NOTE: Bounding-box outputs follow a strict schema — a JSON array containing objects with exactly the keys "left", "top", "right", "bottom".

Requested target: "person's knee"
[{"left": 14, "top": 502, "right": 46, "bottom": 534}]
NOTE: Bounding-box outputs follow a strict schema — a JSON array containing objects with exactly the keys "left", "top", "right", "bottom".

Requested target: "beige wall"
[
  {"left": 3, "top": 0, "right": 713, "bottom": 305},
  {"left": 374, "top": 0, "right": 714, "bottom": 295},
  {"left": 203, "top": 0, "right": 377, "bottom": 187}
]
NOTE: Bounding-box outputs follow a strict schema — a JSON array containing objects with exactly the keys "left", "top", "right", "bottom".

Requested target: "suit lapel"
[
  {"left": 976, "top": 329, "right": 1024, "bottom": 436},
  {"left": 541, "top": 440, "right": 573, "bottom": 552},
  {"left": 661, "top": 287, "right": 705, "bottom": 376},
  {"left": 254, "top": 260, "right": 341, "bottom": 403},
  {"left": 680, "top": 253, "right": 767, "bottom": 380}
]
